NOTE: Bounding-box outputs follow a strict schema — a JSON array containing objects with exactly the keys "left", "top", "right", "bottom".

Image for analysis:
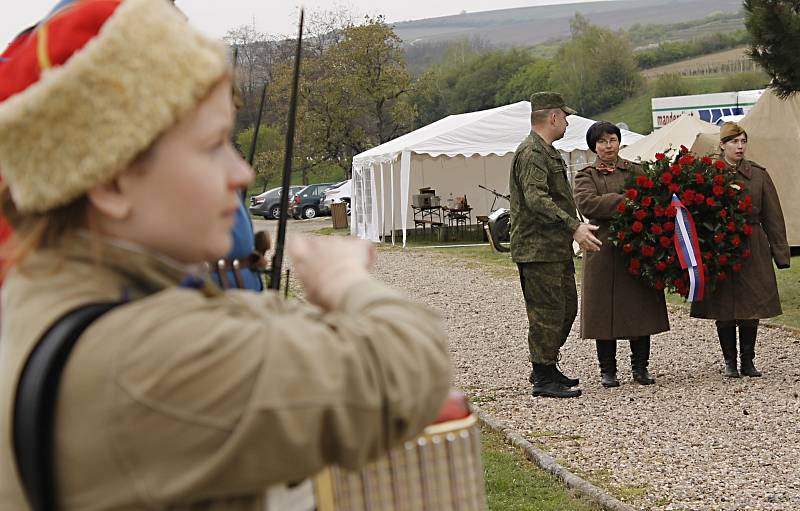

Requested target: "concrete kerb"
[{"left": 472, "top": 405, "right": 639, "bottom": 511}]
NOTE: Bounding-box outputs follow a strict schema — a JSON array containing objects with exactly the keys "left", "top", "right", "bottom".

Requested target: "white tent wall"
[{"left": 369, "top": 153, "right": 515, "bottom": 243}]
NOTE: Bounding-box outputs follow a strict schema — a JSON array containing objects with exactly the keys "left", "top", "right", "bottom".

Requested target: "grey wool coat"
[
  {"left": 691, "top": 159, "right": 790, "bottom": 321},
  {"left": 573, "top": 158, "right": 670, "bottom": 340}
]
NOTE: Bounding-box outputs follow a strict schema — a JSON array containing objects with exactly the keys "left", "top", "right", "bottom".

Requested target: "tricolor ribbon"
[{"left": 671, "top": 194, "right": 705, "bottom": 302}]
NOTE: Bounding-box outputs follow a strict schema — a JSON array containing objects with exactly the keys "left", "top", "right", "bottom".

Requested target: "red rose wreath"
[{"left": 608, "top": 146, "right": 753, "bottom": 299}]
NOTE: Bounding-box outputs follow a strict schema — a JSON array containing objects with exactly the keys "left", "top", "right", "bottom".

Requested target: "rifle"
[{"left": 268, "top": 10, "right": 304, "bottom": 291}]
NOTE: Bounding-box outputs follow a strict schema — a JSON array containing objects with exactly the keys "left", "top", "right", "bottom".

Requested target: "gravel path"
[{"left": 261, "top": 218, "right": 800, "bottom": 511}]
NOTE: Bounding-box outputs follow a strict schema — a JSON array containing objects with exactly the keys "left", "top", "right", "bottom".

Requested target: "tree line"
[{"left": 232, "top": 9, "right": 763, "bottom": 187}]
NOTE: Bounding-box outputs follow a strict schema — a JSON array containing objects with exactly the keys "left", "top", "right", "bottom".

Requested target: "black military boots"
[{"left": 531, "top": 364, "right": 581, "bottom": 398}]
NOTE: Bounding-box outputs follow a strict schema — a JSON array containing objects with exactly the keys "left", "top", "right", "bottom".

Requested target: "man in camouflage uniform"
[{"left": 510, "top": 92, "right": 602, "bottom": 398}]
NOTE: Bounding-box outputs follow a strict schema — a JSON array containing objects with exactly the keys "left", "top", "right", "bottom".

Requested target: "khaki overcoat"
[
  {"left": 691, "top": 159, "right": 790, "bottom": 320},
  {"left": 573, "top": 158, "right": 670, "bottom": 340},
  {"left": 0, "top": 236, "right": 451, "bottom": 510}
]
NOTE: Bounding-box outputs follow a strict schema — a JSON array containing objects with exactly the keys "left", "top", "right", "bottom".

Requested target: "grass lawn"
[{"left": 481, "top": 426, "right": 601, "bottom": 511}]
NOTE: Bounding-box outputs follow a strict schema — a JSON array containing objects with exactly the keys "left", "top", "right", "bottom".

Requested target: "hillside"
[{"left": 393, "top": 0, "right": 743, "bottom": 47}]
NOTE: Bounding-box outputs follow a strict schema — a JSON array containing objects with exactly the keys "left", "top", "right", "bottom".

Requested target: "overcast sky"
[{"left": 2, "top": 0, "right": 615, "bottom": 45}]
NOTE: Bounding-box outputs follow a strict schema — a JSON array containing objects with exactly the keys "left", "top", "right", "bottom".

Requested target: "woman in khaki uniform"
[
  {"left": 0, "top": 1, "right": 451, "bottom": 510},
  {"left": 691, "top": 122, "right": 790, "bottom": 378},
  {"left": 574, "top": 121, "right": 670, "bottom": 387}
]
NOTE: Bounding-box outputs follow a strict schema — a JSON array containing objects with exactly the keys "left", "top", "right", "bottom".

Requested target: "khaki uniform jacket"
[
  {"left": 691, "top": 160, "right": 790, "bottom": 320},
  {"left": 510, "top": 131, "right": 580, "bottom": 263},
  {"left": 573, "top": 158, "right": 670, "bottom": 339},
  {"left": 0, "top": 236, "right": 451, "bottom": 510}
]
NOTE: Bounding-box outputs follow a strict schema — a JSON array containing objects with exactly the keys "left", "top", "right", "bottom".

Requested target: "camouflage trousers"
[{"left": 517, "top": 260, "right": 577, "bottom": 364}]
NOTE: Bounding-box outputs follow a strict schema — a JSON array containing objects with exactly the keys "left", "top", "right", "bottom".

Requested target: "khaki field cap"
[
  {"left": 530, "top": 91, "right": 577, "bottom": 115},
  {"left": 720, "top": 121, "right": 747, "bottom": 142}
]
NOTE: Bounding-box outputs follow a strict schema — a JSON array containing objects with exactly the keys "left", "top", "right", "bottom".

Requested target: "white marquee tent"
[{"left": 351, "top": 101, "right": 643, "bottom": 244}]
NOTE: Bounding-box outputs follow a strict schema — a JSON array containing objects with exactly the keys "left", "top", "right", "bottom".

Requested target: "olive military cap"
[
  {"left": 530, "top": 91, "right": 577, "bottom": 115},
  {"left": 720, "top": 121, "right": 747, "bottom": 142}
]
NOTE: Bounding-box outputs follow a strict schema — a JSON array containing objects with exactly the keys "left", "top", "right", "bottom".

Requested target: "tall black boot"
[
  {"left": 717, "top": 325, "right": 739, "bottom": 378},
  {"left": 596, "top": 340, "right": 619, "bottom": 388},
  {"left": 531, "top": 364, "right": 582, "bottom": 398},
  {"left": 738, "top": 324, "right": 762, "bottom": 377},
  {"left": 630, "top": 337, "right": 655, "bottom": 385}
]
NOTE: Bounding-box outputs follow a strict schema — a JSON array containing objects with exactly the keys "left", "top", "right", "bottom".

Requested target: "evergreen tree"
[{"left": 744, "top": 0, "right": 800, "bottom": 98}]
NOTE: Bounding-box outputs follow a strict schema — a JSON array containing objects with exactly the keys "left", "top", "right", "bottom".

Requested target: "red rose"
[
  {"left": 655, "top": 280, "right": 665, "bottom": 290},
  {"left": 673, "top": 278, "right": 683, "bottom": 288},
  {"left": 715, "top": 160, "right": 726, "bottom": 170},
  {"left": 650, "top": 224, "right": 663, "bottom": 235},
  {"left": 744, "top": 195, "right": 753, "bottom": 205},
  {"left": 732, "top": 263, "right": 743, "bottom": 273},
  {"left": 669, "top": 183, "right": 681, "bottom": 193},
  {"left": 667, "top": 255, "right": 676, "bottom": 265},
  {"left": 678, "top": 155, "right": 694, "bottom": 165},
  {"left": 659, "top": 236, "right": 672, "bottom": 248},
  {"left": 701, "top": 156, "right": 713, "bottom": 165},
  {"left": 655, "top": 261, "right": 668, "bottom": 271},
  {"left": 641, "top": 245, "right": 656, "bottom": 257},
  {"left": 632, "top": 221, "right": 644, "bottom": 233},
  {"left": 671, "top": 164, "right": 683, "bottom": 176},
  {"left": 629, "top": 258, "right": 641, "bottom": 270},
  {"left": 719, "top": 209, "right": 728, "bottom": 218},
  {"left": 713, "top": 174, "right": 725, "bottom": 186},
  {"left": 655, "top": 153, "right": 666, "bottom": 161},
  {"left": 743, "top": 224, "right": 753, "bottom": 236},
  {"left": 727, "top": 221, "right": 736, "bottom": 232},
  {"left": 660, "top": 172, "right": 673, "bottom": 185},
  {"left": 616, "top": 201, "right": 627, "bottom": 213},
  {"left": 731, "top": 235, "right": 742, "bottom": 247},
  {"left": 635, "top": 175, "right": 648, "bottom": 187},
  {"left": 742, "top": 248, "right": 752, "bottom": 258},
  {"left": 717, "top": 271, "right": 728, "bottom": 282},
  {"left": 718, "top": 254, "right": 729, "bottom": 266},
  {"left": 623, "top": 243, "right": 633, "bottom": 253},
  {"left": 617, "top": 231, "right": 626, "bottom": 241},
  {"left": 654, "top": 205, "right": 666, "bottom": 217},
  {"left": 738, "top": 200, "right": 747, "bottom": 211},
  {"left": 634, "top": 209, "right": 647, "bottom": 221},
  {"left": 626, "top": 188, "right": 638, "bottom": 200},
  {"left": 680, "top": 190, "right": 695, "bottom": 205},
  {"left": 713, "top": 185, "right": 725, "bottom": 197},
  {"left": 641, "top": 196, "right": 653, "bottom": 207},
  {"left": 713, "top": 233, "right": 725, "bottom": 244},
  {"left": 666, "top": 206, "right": 678, "bottom": 217},
  {"left": 703, "top": 251, "right": 713, "bottom": 261},
  {"left": 727, "top": 188, "right": 736, "bottom": 197},
  {"left": 662, "top": 221, "right": 675, "bottom": 232},
  {"left": 705, "top": 197, "right": 715, "bottom": 207},
  {"left": 644, "top": 178, "right": 655, "bottom": 189},
  {"left": 694, "top": 173, "right": 706, "bottom": 185},
  {"left": 680, "top": 145, "right": 689, "bottom": 153},
  {"left": 694, "top": 193, "right": 705, "bottom": 203}
]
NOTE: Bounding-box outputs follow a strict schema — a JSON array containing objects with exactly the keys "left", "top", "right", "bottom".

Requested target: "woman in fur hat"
[{"left": 0, "top": 1, "right": 451, "bottom": 509}]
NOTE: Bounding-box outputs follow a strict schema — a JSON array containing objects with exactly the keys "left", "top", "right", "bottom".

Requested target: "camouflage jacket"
[{"left": 509, "top": 131, "right": 580, "bottom": 262}]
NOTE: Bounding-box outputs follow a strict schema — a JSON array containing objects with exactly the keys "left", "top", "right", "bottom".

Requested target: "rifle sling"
[{"left": 13, "top": 302, "right": 121, "bottom": 511}]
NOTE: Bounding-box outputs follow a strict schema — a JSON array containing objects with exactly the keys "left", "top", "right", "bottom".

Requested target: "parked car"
[
  {"left": 249, "top": 185, "right": 305, "bottom": 219},
  {"left": 290, "top": 182, "right": 337, "bottom": 219},
  {"left": 320, "top": 179, "right": 351, "bottom": 215}
]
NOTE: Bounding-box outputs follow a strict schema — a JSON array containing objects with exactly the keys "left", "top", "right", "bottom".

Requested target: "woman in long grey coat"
[
  {"left": 573, "top": 121, "right": 670, "bottom": 387},
  {"left": 690, "top": 122, "right": 790, "bottom": 378}
]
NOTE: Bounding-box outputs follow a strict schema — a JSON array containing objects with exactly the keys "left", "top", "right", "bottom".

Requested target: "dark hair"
[{"left": 585, "top": 121, "right": 621, "bottom": 153}]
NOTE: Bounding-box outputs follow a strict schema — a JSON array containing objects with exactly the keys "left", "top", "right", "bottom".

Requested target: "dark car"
[
  {"left": 249, "top": 185, "right": 305, "bottom": 219},
  {"left": 291, "top": 182, "right": 337, "bottom": 219}
]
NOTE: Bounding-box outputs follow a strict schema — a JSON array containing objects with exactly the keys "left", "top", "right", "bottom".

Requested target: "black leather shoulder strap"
[{"left": 13, "top": 302, "right": 120, "bottom": 511}]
